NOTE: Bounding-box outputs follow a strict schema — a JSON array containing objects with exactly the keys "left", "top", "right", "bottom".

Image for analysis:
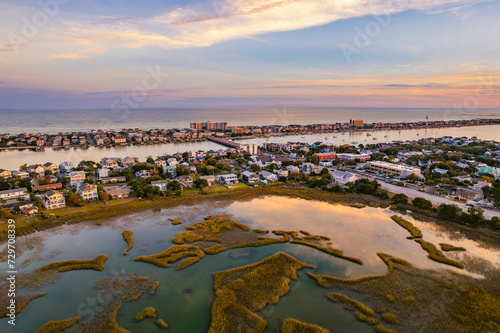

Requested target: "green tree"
[
  {"left": 194, "top": 178, "right": 209, "bottom": 190},
  {"left": 392, "top": 193, "right": 409, "bottom": 205},
  {"left": 249, "top": 164, "right": 260, "bottom": 172},
  {"left": 437, "top": 204, "right": 461, "bottom": 220},
  {"left": 461, "top": 206, "right": 484, "bottom": 226},
  {"left": 412, "top": 197, "right": 433, "bottom": 210}
]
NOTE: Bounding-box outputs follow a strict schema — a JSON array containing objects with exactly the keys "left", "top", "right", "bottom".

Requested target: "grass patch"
[
  {"left": 134, "top": 307, "right": 156, "bottom": 321},
  {"left": 191, "top": 217, "right": 250, "bottom": 233},
  {"left": 390, "top": 215, "right": 422, "bottom": 239},
  {"left": 375, "top": 324, "right": 398, "bottom": 333},
  {"left": 34, "top": 316, "right": 81, "bottom": 333},
  {"left": 326, "top": 293, "right": 375, "bottom": 317},
  {"left": 169, "top": 218, "right": 182, "bottom": 225},
  {"left": 386, "top": 294, "right": 395, "bottom": 303},
  {"left": 403, "top": 296, "right": 415, "bottom": 305},
  {"left": 349, "top": 204, "right": 366, "bottom": 209},
  {"left": 229, "top": 235, "right": 288, "bottom": 249},
  {"left": 155, "top": 319, "right": 168, "bottom": 329},
  {"left": 291, "top": 240, "right": 363, "bottom": 265},
  {"left": 134, "top": 245, "right": 201, "bottom": 268},
  {"left": 355, "top": 311, "right": 378, "bottom": 325},
  {"left": 253, "top": 229, "right": 269, "bottom": 234},
  {"left": 414, "top": 239, "right": 464, "bottom": 269},
  {"left": 439, "top": 243, "right": 466, "bottom": 252},
  {"left": 0, "top": 292, "right": 46, "bottom": 318},
  {"left": 204, "top": 215, "right": 212, "bottom": 220},
  {"left": 209, "top": 252, "right": 314, "bottom": 333},
  {"left": 177, "top": 249, "right": 205, "bottom": 270},
  {"left": 280, "top": 318, "right": 331, "bottom": 333},
  {"left": 122, "top": 230, "right": 133, "bottom": 255},
  {"left": 171, "top": 231, "right": 205, "bottom": 244},
  {"left": 39, "top": 254, "right": 107, "bottom": 272},
  {"left": 203, "top": 244, "right": 227, "bottom": 255},
  {"left": 381, "top": 312, "right": 398, "bottom": 324}
]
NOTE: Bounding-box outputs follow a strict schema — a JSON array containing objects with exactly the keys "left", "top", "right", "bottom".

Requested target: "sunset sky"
[{"left": 0, "top": 0, "right": 499, "bottom": 109}]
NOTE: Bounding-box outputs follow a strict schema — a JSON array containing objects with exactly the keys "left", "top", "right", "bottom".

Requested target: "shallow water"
[{"left": 1, "top": 196, "right": 498, "bottom": 332}]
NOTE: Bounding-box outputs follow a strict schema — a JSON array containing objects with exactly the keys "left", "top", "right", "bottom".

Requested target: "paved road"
[{"left": 329, "top": 166, "right": 500, "bottom": 219}]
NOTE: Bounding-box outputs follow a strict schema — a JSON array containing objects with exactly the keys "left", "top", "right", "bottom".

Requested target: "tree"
[
  {"left": 167, "top": 180, "right": 181, "bottom": 191},
  {"left": 437, "top": 204, "right": 461, "bottom": 220},
  {"left": 249, "top": 164, "right": 260, "bottom": 172},
  {"left": 147, "top": 157, "right": 154, "bottom": 164},
  {"left": 412, "top": 197, "right": 433, "bottom": 210},
  {"left": 392, "top": 193, "right": 409, "bottom": 205},
  {"left": 320, "top": 168, "right": 329, "bottom": 176},
  {"left": 98, "top": 191, "right": 109, "bottom": 201},
  {"left": 461, "top": 206, "right": 484, "bottom": 226},
  {"left": 68, "top": 193, "right": 85, "bottom": 207},
  {"left": 376, "top": 190, "right": 389, "bottom": 200},
  {"left": 194, "top": 178, "right": 208, "bottom": 190},
  {"left": 0, "top": 180, "right": 10, "bottom": 191}
]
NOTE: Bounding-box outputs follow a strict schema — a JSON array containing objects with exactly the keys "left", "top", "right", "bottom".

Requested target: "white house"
[
  {"left": 151, "top": 180, "right": 168, "bottom": 191},
  {"left": 242, "top": 171, "right": 259, "bottom": 183},
  {"left": 135, "top": 170, "right": 151, "bottom": 179},
  {"left": 286, "top": 165, "right": 300, "bottom": 173},
  {"left": 0, "top": 187, "right": 28, "bottom": 200},
  {"left": 66, "top": 171, "right": 86, "bottom": 187},
  {"left": 98, "top": 168, "right": 110, "bottom": 179},
  {"left": 299, "top": 163, "right": 315, "bottom": 174},
  {"left": 259, "top": 171, "right": 278, "bottom": 182},
  {"left": 217, "top": 174, "right": 239, "bottom": 185},
  {"left": 78, "top": 184, "right": 99, "bottom": 201},
  {"left": 319, "top": 161, "right": 333, "bottom": 167},
  {"left": 59, "top": 161, "right": 75, "bottom": 172},
  {"left": 199, "top": 175, "right": 215, "bottom": 186},
  {"left": 331, "top": 170, "right": 358, "bottom": 185},
  {"left": 44, "top": 190, "right": 65, "bottom": 209}
]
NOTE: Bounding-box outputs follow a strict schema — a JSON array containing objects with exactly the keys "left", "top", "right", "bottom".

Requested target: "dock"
[{"left": 206, "top": 136, "right": 241, "bottom": 149}]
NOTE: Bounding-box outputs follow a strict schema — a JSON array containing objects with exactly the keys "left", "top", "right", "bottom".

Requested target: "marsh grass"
[
  {"left": 177, "top": 249, "right": 205, "bottom": 270},
  {"left": 134, "top": 245, "right": 201, "bottom": 268},
  {"left": 349, "top": 204, "right": 366, "bottom": 209},
  {"left": 169, "top": 218, "right": 182, "bottom": 225},
  {"left": 204, "top": 244, "right": 227, "bottom": 255},
  {"left": 390, "top": 216, "right": 422, "bottom": 239},
  {"left": 381, "top": 313, "right": 398, "bottom": 324},
  {"left": 155, "top": 318, "right": 168, "bottom": 329},
  {"left": 439, "top": 243, "right": 466, "bottom": 252},
  {"left": 122, "top": 230, "right": 133, "bottom": 255},
  {"left": 279, "top": 318, "right": 331, "bottom": 333},
  {"left": 204, "top": 215, "right": 212, "bottom": 220},
  {"left": 0, "top": 292, "right": 46, "bottom": 318},
  {"left": 291, "top": 240, "right": 363, "bottom": 265},
  {"left": 253, "top": 229, "right": 269, "bottom": 234},
  {"left": 402, "top": 296, "right": 415, "bottom": 305},
  {"left": 134, "top": 307, "right": 156, "bottom": 321},
  {"left": 386, "top": 294, "right": 396, "bottom": 304},
  {"left": 38, "top": 254, "right": 108, "bottom": 272},
  {"left": 326, "top": 293, "right": 374, "bottom": 317},
  {"left": 171, "top": 231, "right": 205, "bottom": 244},
  {"left": 209, "top": 252, "right": 314, "bottom": 333},
  {"left": 355, "top": 311, "right": 378, "bottom": 325},
  {"left": 34, "top": 316, "right": 81, "bottom": 333},
  {"left": 414, "top": 239, "right": 464, "bottom": 268},
  {"left": 375, "top": 324, "right": 398, "bottom": 333}
]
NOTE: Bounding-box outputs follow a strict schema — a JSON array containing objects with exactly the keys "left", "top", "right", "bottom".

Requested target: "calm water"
[
  {"left": 1, "top": 125, "right": 500, "bottom": 170},
  {"left": 1, "top": 108, "right": 500, "bottom": 135},
  {"left": 1, "top": 196, "right": 497, "bottom": 332}
]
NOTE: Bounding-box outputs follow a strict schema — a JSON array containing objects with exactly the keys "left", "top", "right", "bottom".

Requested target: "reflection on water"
[{"left": 1, "top": 196, "right": 498, "bottom": 332}]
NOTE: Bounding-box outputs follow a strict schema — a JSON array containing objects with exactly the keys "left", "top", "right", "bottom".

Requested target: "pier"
[{"left": 206, "top": 136, "right": 241, "bottom": 149}]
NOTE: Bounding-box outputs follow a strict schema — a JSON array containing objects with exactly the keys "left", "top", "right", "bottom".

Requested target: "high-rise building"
[
  {"left": 349, "top": 119, "right": 364, "bottom": 127},
  {"left": 190, "top": 121, "right": 227, "bottom": 131}
]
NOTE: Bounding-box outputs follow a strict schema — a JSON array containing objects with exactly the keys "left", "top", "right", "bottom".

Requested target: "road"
[{"left": 329, "top": 166, "right": 500, "bottom": 219}]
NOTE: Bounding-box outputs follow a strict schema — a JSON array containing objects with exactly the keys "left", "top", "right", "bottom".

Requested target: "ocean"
[{"left": 1, "top": 107, "right": 500, "bottom": 135}]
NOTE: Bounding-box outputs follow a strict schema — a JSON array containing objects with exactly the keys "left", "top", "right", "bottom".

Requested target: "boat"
[
  {"left": 352, "top": 141, "right": 359, "bottom": 144},
  {"left": 384, "top": 135, "right": 388, "bottom": 138},
  {"left": 333, "top": 136, "right": 338, "bottom": 138},
  {"left": 325, "top": 137, "right": 329, "bottom": 140},
  {"left": 366, "top": 133, "right": 371, "bottom": 137},
  {"left": 301, "top": 136, "right": 306, "bottom": 139},
  {"left": 373, "top": 137, "right": 378, "bottom": 140}
]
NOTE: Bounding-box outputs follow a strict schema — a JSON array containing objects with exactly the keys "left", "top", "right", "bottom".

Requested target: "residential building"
[
  {"left": 313, "top": 153, "right": 337, "bottom": 162},
  {"left": 178, "top": 175, "right": 194, "bottom": 188},
  {"left": 135, "top": 170, "right": 151, "bottom": 179},
  {"left": 98, "top": 168, "right": 110, "bottom": 179},
  {"left": 105, "top": 186, "right": 130, "bottom": 199},
  {"left": 368, "top": 161, "right": 421, "bottom": 176},
  {"left": 473, "top": 181, "right": 492, "bottom": 192},
  {"left": 331, "top": 170, "right": 358, "bottom": 185},
  {"left": 78, "top": 184, "right": 98, "bottom": 201},
  {"left": 241, "top": 144, "right": 259, "bottom": 155},
  {"left": 299, "top": 163, "right": 315, "bottom": 174},
  {"left": 0, "top": 201, "right": 38, "bottom": 215},
  {"left": 11, "top": 170, "right": 29, "bottom": 179},
  {"left": 217, "top": 174, "right": 239, "bottom": 185},
  {"left": 100, "top": 176, "right": 126, "bottom": 184},
  {"left": 66, "top": 171, "right": 86, "bottom": 187},
  {"left": 457, "top": 188, "right": 483, "bottom": 201},
  {"left": 337, "top": 153, "right": 371, "bottom": 162},
  {"left": 151, "top": 180, "right": 168, "bottom": 191},
  {"left": 199, "top": 175, "right": 215, "bottom": 186},
  {"left": 0, "top": 169, "right": 12, "bottom": 179},
  {"left": 349, "top": 119, "right": 364, "bottom": 127},
  {"left": 44, "top": 190, "right": 66, "bottom": 209},
  {"left": 259, "top": 171, "right": 278, "bottom": 183},
  {"left": 59, "top": 161, "right": 75, "bottom": 171},
  {"left": 242, "top": 171, "right": 259, "bottom": 183},
  {"left": 43, "top": 162, "right": 59, "bottom": 174},
  {"left": 28, "top": 164, "right": 45, "bottom": 177},
  {"left": 100, "top": 158, "right": 119, "bottom": 169},
  {"left": 0, "top": 187, "right": 28, "bottom": 200}
]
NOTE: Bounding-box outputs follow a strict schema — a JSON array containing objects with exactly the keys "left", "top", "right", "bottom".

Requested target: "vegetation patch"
[
  {"left": 375, "top": 324, "right": 398, "bottom": 333},
  {"left": 203, "top": 244, "right": 227, "bottom": 255},
  {"left": 386, "top": 294, "right": 396, "bottom": 304},
  {"left": 381, "top": 312, "right": 398, "bottom": 324},
  {"left": 177, "top": 249, "right": 205, "bottom": 270},
  {"left": 291, "top": 240, "right": 363, "bottom": 265},
  {"left": 279, "top": 318, "right": 331, "bottom": 333},
  {"left": 122, "top": 230, "right": 133, "bottom": 255},
  {"left": 439, "top": 243, "right": 466, "bottom": 252},
  {"left": 134, "top": 245, "right": 202, "bottom": 269},
  {"left": 171, "top": 231, "right": 205, "bottom": 244},
  {"left": 326, "top": 293, "right": 375, "bottom": 317},
  {"left": 390, "top": 215, "right": 422, "bottom": 239},
  {"left": 253, "top": 229, "right": 269, "bottom": 234},
  {"left": 349, "top": 204, "right": 366, "bottom": 209},
  {"left": 209, "top": 252, "right": 314, "bottom": 333},
  {"left": 134, "top": 307, "right": 156, "bottom": 321},
  {"left": 34, "top": 316, "right": 81, "bottom": 333},
  {"left": 0, "top": 292, "right": 46, "bottom": 318},
  {"left": 356, "top": 311, "right": 378, "bottom": 325},
  {"left": 155, "top": 319, "right": 168, "bottom": 329},
  {"left": 169, "top": 218, "right": 182, "bottom": 225},
  {"left": 204, "top": 215, "right": 212, "bottom": 220},
  {"left": 38, "top": 254, "right": 108, "bottom": 272},
  {"left": 414, "top": 239, "right": 464, "bottom": 269}
]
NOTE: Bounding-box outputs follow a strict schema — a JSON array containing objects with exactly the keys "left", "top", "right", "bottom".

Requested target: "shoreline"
[{"left": 2, "top": 185, "right": 498, "bottom": 245}]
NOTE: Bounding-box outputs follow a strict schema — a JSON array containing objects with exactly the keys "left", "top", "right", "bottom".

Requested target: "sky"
[{"left": 0, "top": 0, "right": 499, "bottom": 109}]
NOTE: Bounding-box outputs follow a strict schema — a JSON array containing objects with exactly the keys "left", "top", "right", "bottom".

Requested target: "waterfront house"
[
  {"left": 331, "top": 170, "right": 358, "bottom": 185},
  {"left": 43, "top": 162, "right": 59, "bottom": 174},
  {"left": 122, "top": 156, "right": 136, "bottom": 166},
  {"left": 259, "top": 171, "right": 278, "bottom": 183},
  {"left": 105, "top": 186, "right": 130, "bottom": 199},
  {"left": 178, "top": 175, "right": 194, "bottom": 188},
  {"left": 0, "top": 169, "right": 12, "bottom": 179},
  {"left": 100, "top": 158, "right": 119, "bottom": 169},
  {"left": 199, "top": 175, "right": 215, "bottom": 186},
  {"left": 44, "top": 190, "right": 66, "bottom": 209},
  {"left": 242, "top": 171, "right": 259, "bottom": 184},
  {"left": 151, "top": 180, "right": 168, "bottom": 191},
  {"left": 28, "top": 164, "right": 45, "bottom": 177},
  {"left": 66, "top": 171, "right": 86, "bottom": 187},
  {"left": 216, "top": 174, "right": 239, "bottom": 186},
  {"left": 10, "top": 170, "right": 29, "bottom": 179},
  {"left": 155, "top": 159, "right": 167, "bottom": 168},
  {"left": 78, "top": 184, "right": 99, "bottom": 201},
  {"left": 0, "top": 187, "right": 28, "bottom": 200},
  {"left": 59, "top": 161, "right": 75, "bottom": 172}
]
